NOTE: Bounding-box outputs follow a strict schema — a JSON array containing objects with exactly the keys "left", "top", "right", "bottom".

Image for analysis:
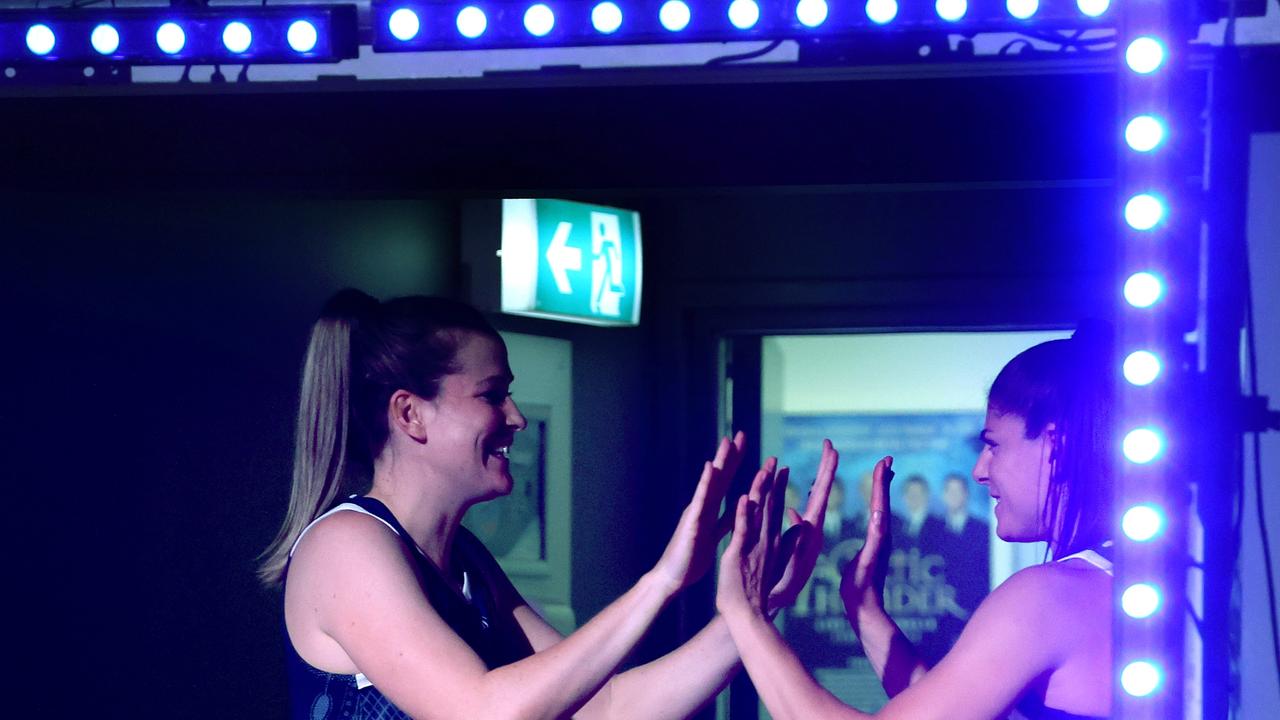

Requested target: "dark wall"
[{"left": 5, "top": 192, "right": 459, "bottom": 716}]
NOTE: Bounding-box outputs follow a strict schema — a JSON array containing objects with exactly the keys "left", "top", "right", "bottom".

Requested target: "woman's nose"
[{"left": 506, "top": 397, "right": 528, "bottom": 431}]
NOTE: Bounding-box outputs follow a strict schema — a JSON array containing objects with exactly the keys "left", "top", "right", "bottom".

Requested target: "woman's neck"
[{"left": 365, "top": 472, "right": 468, "bottom": 575}]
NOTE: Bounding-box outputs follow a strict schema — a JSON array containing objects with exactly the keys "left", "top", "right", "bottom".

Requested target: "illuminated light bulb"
[
  {"left": 728, "top": 0, "right": 760, "bottom": 29},
  {"left": 1077, "top": 0, "right": 1109, "bottom": 17},
  {"left": 457, "top": 6, "right": 487, "bottom": 38},
  {"left": 592, "top": 2, "right": 623, "bottom": 33},
  {"left": 1122, "top": 583, "right": 1162, "bottom": 619},
  {"left": 524, "top": 4, "right": 555, "bottom": 36},
  {"left": 1121, "top": 660, "right": 1162, "bottom": 697},
  {"left": 1123, "top": 350, "right": 1162, "bottom": 386},
  {"left": 796, "top": 0, "right": 829, "bottom": 27},
  {"left": 389, "top": 8, "right": 421, "bottom": 41},
  {"left": 26, "top": 24, "right": 56, "bottom": 56},
  {"left": 156, "top": 22, "right": 187, "bottom": 54},
  {"left": 1125, "top": 115, "right": 1166, "bottom": 153},
  {"left": 1122, "top": 504, "right": 1164, "bottom": 542},
  {"left": 1126, "top": 36, "right": 1166, "bottom": 74},
  {"left": 1124, "top": 272, "right": 1164, "bottom": 308},
  {"left": 1007, "top": 0, "right": 1038, "bottom": 20},
  {"left": 91, "top": 24, "right": 120, "bottom": 55},
  {"left": 223, "top": 21, "right": 252, "bottom": 54},
  {"left": 866, "top": 0, "right": 898, "bottom": 23},
  {"left": 1124, "top": 193, "right": 1165, "bottom": 231},
  {"left": 287, "top": 20, "right": 318, "bottom": 53},
  {"left": 659, "top": 0, "right": 691, "bottom": 31},
  {"left": 936, "top": 0, "right": 967, "bottom": 21},
  {"left": 1123, "top": 427, "right": 1163, "bottom": 464}
]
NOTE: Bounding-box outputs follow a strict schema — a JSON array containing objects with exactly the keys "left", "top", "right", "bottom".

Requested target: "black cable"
[
  {"left": 706, "top": 39, "right": 783, "bottom": 66},
  {"left": 1242, "top": 231, "right": 1280, "bottom": 690}
]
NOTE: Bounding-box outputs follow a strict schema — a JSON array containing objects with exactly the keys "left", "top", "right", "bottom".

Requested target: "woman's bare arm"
[
  {"left": 290, "top": 437, "right": 741, "bottom": 720},
  {"left": 839, "top": 457, "right": 929, "bottom": 696}
]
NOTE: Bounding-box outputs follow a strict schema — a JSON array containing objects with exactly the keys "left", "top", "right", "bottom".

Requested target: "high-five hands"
[
  {"left": 768, "top": 440, "right": 839, "bottom": 613},
  {"left": 654, "top": 432, "right": 747, "bottom": 594},
  {"left": 717, "top": 440, "right": 840, "bottom": 619}
]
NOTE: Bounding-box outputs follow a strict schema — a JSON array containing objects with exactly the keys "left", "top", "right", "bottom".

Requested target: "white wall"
[{"left": 765, "top": 331, "right": 1069, "bottom": 414}]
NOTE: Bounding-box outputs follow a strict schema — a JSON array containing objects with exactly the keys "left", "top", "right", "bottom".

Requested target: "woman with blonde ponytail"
[{"left": 260, "top": 289, "right": 839, "bottom": 720}]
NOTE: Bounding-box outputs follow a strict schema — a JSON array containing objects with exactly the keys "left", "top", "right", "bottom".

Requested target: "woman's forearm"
[
  {"left": 723, "top": 608, "right": 869, "bottom": 720},
  {"left": 593, "top": 615, "right": 740, "bottom": 720},
  {"left": 848, "top": 605, "right": 928, "bottom": 697},
  {"left": 482, "top": 571, "right": 678, "bottom": 720}
]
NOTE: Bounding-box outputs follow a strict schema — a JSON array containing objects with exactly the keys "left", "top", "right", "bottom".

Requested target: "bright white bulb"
[
  {"left": 1124, "top": 350, "right": 1162, "bottom": 386},
  {"left": 1122, "top": 504, "right": 1164, "bottom": 542},
  {"left": 591, "top": 2, "right": 623, "bottom": 33},
  {"left": 1122, "top": 583, "right": 1162, "bottom": 619},
  {"left": 223, "top": 22, "right": 252, "bottom": 54},
  {"left": 1124, "top": 272, "right": 1164, "bottom": 308},
  {"left": 457, "top": 6, "right": 488, "bottom": 38},
  {"left": 156, "top": 22, "right": 187, "bottom": 55},
  {"left": 1123, "top": 428, "right": 1163, "bottom": 465},
  {"left": 659, "top": 0, "right": 692, "bottom": 31},
  {"left": 796, "top": 0, "right": 829, "bottom": 27},
  {"left": 865, "top": 0, "right": 899, "bottom": 23},
  {"left": 1121, "top": 660, "right": 1162, "bottom": 697},
  {"left": 1125, "top": 115, "right": 1166, "bottom": 153},
  {"left": 1125, "top": 193, "right": 1165, "bottom": 231},
  {"left": 26, "top": 24, "right": 55, "bottom": 56},
  {"left": 287, "top": 20, "right": 318, "bottom": 53},
  {"left": 524, "top": 4, "right": 555, "bottom": 36},
  {"left": 91, "top": 24, "right": 121, "bottom": 55},
  {"left": 1126, "top": 37, "right": 1166, "bottom": 74},
  {"left": 936, "top": 0, "right": 967, "bottom": 21},
  {"left": 389, "top": 8, "right": 421, "bottom": 42},
  {"left": 1076, "top": 0, "right": 1109, "bottom": 17},
  {"left": 1007, "top": 0, "right": 1038, "bottom": 20},
  {"left": 728, "top": 0, "right": 760, "bottom": 29}
]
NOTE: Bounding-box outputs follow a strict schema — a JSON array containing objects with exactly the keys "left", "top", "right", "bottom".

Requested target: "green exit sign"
[{"left": 500, "top": 199, "right": 643, "bottom": 327}]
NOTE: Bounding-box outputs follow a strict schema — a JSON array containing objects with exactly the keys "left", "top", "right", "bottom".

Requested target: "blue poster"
[{"left": 776, "top": 413, "right": 991, "bottom": 711}]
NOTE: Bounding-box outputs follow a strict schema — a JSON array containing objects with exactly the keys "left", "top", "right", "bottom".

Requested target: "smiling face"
[
  {"left": 422, "top": 331, "right": 527, "bottom": 503},
  {"left": 972, "top": 407, "right": 1055, "bottom": 543}
]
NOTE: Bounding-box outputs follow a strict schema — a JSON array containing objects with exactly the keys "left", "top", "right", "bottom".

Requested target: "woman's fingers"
[
  {"left": 859, "top": 456, "right": 894, "bottom": 560},
  {"left": 724, "top": 494, "right": 752, "bottom": 559},
  {"left": 802, "top": 439, "right": 840, "bottom": 526},
  {"left": 764, "top": 466, "right": 790, "bottom": 550}
]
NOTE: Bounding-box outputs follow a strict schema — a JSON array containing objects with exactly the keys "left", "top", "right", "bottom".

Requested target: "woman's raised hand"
[
  {"left": 840, "top": 456, "right": 895, "bottom": 616},
  {"left": 653, "top": 432, "right": 747, "bottom": 594},
  {"left": 716, "top": 459, "right": 783, "bottom": 619},
  {"left": 767, "top": 440, "right": 839, "bottom": 613}
]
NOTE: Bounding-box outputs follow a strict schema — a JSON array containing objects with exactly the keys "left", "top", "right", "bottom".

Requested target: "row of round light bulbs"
[
  {"left": 20, "top": 19, "right": 321, "bottom": 57},
  {"left": 387, "top": 0, "right": 1115, "bottom": 41},
  {"left": 1114, "top": 12, "right": 1173, "bottom": 703}
]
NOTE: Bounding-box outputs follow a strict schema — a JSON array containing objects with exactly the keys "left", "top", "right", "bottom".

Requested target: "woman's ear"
[
  {"left": 388, "top": 389, "right": 432, "bottom": 444},
  {"left": 1043, "top": 422, "right": 1061, "bottom": 460}
]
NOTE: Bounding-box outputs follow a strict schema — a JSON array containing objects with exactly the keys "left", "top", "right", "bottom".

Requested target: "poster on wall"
[{"left": 775, "top": 412, "right": 991, "bottom": 712}]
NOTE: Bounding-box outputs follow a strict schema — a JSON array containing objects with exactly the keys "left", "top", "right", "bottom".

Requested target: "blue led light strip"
[
  {"left": 0, "top": 6, "right": 359, "bottom": 65},
  {"left": 370, "top": 0, "right": 1115, "bottom": 52},
  {"left": 1114, "top": 0, "right": 1185, "bottom": 716}
]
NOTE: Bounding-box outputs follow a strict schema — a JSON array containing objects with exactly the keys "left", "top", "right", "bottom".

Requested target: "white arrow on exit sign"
[{"left": 545, "top": 221, "right": 581, "bottom": 294}]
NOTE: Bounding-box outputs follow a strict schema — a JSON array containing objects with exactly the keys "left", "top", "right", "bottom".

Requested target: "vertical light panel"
[{"left": 1115, "top": 0, "right": 1185, "bottom": 717}]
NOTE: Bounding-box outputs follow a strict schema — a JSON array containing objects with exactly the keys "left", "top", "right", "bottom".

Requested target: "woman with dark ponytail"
[
  {"left": 716, "top": 326, "right": 1117, "bottom": 720},
  {"left": 260, "top": 289, "right": 838, "bottom": 720}
]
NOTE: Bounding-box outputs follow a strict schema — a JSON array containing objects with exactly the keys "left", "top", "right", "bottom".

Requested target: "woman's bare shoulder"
[
  {"left": 986, "top": 561, "right": 1111, "bottom": 622},
  {"left": 287, "top": 509, "right": 407, "bottom": 583}
]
